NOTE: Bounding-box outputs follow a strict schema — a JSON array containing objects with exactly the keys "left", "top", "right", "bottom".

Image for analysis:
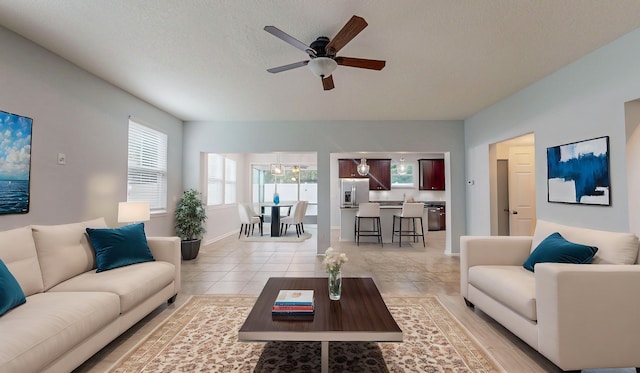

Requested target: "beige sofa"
[
  {"left": 460, "top": 219, "right": 640, "bottom": 371},
  {"left": 0, "top": 218, "right": 181, "bottom": 373}
]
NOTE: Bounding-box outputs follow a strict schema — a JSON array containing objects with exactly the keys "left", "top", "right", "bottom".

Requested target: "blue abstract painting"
[
  {"left": 0, "top": 110, "right": 32, "bottom": 214},
  {"left": 547, "top": 136, "right": 610, "bottom": 205}
]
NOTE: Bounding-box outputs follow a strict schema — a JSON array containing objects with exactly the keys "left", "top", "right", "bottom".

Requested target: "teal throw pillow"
[
  {"left": 0, "top": 259, "right": 27, "bottom": 316},
  {"left": 86, "top": 223, "right": 155, "bottom": 272},
  {"left": 523, "top": 232, "right": 598, "bottom": 272}
]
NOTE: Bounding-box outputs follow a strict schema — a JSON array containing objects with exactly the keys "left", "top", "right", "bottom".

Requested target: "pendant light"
[
  {"left": 397, "top": 158, "right": 408, "bottom": 175},
  {"left": 270, "top": 153, "right": 284, "bottom": 177},
  {"left": 357, "top": 158, "right": 369, "bottom": 176}
]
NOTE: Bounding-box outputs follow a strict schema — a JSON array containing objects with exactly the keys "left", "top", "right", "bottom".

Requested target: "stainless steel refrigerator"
[{"left": 340, "top": 179, "right": 370, "bottom": 207}]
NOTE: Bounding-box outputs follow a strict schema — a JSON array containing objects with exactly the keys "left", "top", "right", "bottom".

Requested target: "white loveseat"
[
  {"left": 460, "top": 219, "right": 640, "bottom": 371},
  {"left": 0, "top": 218, "right": 181, "bottom": 373}
]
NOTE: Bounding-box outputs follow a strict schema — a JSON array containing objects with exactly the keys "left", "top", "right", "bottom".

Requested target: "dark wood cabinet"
[
  {"left": 367, "top": 159, "right": 391, "bottom": 190},
  {"left": 419, "top": 159, "right": 445, "bottom": 190},
  {"left": 338, "top": 159, "right": 367, "bottom": 178},
  {"left": 338, "top": 158, "right": 391, "bottom": 190}
]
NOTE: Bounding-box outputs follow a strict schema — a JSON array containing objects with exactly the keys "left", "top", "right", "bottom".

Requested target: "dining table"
[{"left": 260, "top": 203, "right": 293, "bottom": 237}]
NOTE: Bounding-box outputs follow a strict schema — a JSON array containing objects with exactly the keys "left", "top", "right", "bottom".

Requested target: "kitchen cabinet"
[
  {"left": 419, "top": 159, "right": 445, "bottom": 190},
  {"left": 338, "top": 158, "right": 391, "bottom": 190},
  {"left": 338, "top": 159, "right": 367, "bottom": 178},
  {"left": 367, "top": 159, "right": 391, "bottom": 190}
]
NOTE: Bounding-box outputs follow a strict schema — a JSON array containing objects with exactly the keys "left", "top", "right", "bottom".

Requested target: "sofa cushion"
[
  {"left": 469, "top": 265, "right": 537, "bottom": 321},
  {"left": 86, "top": 223, "right": 155, "bottom": 272},
  {"left": 0, "top": 259, "right": 26, "bottom": 316},
  {"left": 531, "top": 219, "right": 639, "bottom": 265},
  {"left": 0, "top": 291, "right": 120, "bottom": 373},
  {"left": 0, "top": 226, "right": 44, "bottom": 296},
  {"left": 523, "top": 232, "right": 598, "bottom": 272},
  {"left": 32, "top": 218, "right": 108, "bottom": 290},
  {"left": 49, "top": 261, "right": 174, "bottom": 313}
]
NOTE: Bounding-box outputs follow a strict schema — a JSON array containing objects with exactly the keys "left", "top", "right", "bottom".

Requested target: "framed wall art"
[
  {"left": 547, "top": 136, "right": 610, "bottom": 206},
  {"left": 0, "top": 110, "right": 33, "bottom": 214}
]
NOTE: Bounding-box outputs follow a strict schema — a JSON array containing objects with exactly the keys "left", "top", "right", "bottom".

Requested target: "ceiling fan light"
[
  {"left": 308, "top": 57, "right": 338, "bottom": 78},
  {"left": 357, "top": 158, "right": 369, "bottom": 176}
]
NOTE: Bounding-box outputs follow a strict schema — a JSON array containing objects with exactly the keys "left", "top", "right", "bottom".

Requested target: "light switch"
[{"left": 57, "top": 153, "right": 66, "bottom": 165}]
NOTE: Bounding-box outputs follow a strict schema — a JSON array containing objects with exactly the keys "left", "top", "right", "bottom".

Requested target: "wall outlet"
[{"left": 57, "top": 153, "right": 66, "bottom": 165}]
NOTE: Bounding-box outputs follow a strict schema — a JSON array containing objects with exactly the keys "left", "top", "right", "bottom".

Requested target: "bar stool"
[
  {"left": 392, "top": 202, "right": 425, "bottom": 247},
  {"left": 355, "top": 203, "right": 383, "bottom": 247}
]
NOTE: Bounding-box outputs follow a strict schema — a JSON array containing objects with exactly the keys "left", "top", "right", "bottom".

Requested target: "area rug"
[
  {"left": 239, "top": 231, "right": 312, "bottom": 242},
  {"left": 108, "top": 295, "right": 504, "bottom": 372}
]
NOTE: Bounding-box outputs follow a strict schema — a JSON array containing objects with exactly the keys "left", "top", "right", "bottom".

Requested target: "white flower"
[{"left": 323, "top": 247, "right": 347, "bottom": 274}]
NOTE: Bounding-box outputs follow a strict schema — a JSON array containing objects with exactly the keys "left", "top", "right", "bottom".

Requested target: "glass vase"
[
  {"left": 328, "top": 270, "right": 342, "bottom": 300},
  {"left": 273, "top": 192, "right": 280, "bottom": 205}
]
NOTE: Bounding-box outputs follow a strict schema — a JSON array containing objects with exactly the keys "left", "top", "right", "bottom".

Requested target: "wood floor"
[{"left": 74, "top": 226, "right": 634, "bottom": 373}]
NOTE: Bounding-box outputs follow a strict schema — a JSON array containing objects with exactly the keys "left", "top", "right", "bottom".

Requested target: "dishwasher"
[{"left": 427, "top": 206, "right": 444, "bottom": 231}]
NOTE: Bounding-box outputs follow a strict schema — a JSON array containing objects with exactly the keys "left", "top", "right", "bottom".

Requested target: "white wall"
[
  {"left": 0, "top": 26, "right": 183, "bottom": 236},
  {"left": 183, "top": 120, "right": 466, "bottom": 254},
  {"left": 465, "top": 28, "right": 640, "bottom": 235}
]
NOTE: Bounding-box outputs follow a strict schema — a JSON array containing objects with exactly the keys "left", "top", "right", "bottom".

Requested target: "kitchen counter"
[
  {"left": 368, "top": 200, "right": 445, "bottom": 207},
  {"left": 339, "top": 204, "right": 431, "bottom": 243}
]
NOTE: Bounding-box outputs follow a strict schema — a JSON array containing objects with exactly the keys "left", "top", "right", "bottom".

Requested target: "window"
[
  {"left": 251, "top": 164, "right": 318, "bottom": 216},
  {"left": 391, "top": 161, "right": 415, "bottom": 187},
  {"left": 127, "top": 119, "right": 168, "bottom": 212},
  {"left": 206, "top": 153, "right": 236, "bottom": 205},
  {"left": 224, "top": 158, "right": 237, "bottom": 204}
]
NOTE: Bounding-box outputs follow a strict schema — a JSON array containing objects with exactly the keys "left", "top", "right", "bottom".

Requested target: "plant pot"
[{"left": 181, "top": 239, "right": 201, "bottom": 260}]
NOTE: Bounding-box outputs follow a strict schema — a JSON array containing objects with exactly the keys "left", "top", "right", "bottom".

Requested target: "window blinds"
[{"left": 127, "top": 119, "right": 168, "bottom": 211}]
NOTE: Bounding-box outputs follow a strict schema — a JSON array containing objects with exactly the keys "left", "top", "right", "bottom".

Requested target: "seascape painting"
[
  {"left": 547, "top": 136, "right": 610, "bottom": 206},
  {"left": 0, "top": 110, "right": 32, "bottom": 214}
]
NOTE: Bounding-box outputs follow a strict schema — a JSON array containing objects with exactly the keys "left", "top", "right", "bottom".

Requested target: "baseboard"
[{"left": 204, "top": 230, "right": 237, "bottom": 245}]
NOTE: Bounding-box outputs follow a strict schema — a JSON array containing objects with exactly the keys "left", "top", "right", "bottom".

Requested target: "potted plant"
[{"left": 175, "top": 189, "right": 207, "bottom": 260}]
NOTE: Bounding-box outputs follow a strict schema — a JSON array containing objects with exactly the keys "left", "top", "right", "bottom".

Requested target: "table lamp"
[{"left": 117, "top": 202, "right": 150, "bottom": 224}]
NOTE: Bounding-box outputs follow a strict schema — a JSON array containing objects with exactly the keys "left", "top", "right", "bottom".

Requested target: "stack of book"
[{"left": 272, "top": 289, "right": 314, "bottom": 320}]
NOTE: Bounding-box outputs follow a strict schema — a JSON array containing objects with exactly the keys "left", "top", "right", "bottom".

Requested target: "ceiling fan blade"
[
  {"left": 335, "top": 57, "right": 385, "bottom": 70},
  {"left": 325, "top": 15, "right": 368, "bottom": 55},
  {"left": 322, "top": 75, "right": 335, "bottom": 90},
  {"left": 267, "top": 60, "right": 309, "bottom": 74},
  {"left": 264, "top": 26, "right": 316, "bottom": 57}
]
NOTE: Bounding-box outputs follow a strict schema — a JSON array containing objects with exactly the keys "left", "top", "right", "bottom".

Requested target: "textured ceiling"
[{"left": 1, "top": 1, "right": 640, "bottom": 122}]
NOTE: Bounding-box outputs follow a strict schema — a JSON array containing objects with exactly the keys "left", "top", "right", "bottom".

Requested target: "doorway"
[
  {"left": 625, "top": 99, "right": 640, "bottom": 237},
  {"left": 496, "top": 160, "right": 510, "bottom": 235},
  {"left": 490, "top": 134, "right": 536, "bottom": 236}
]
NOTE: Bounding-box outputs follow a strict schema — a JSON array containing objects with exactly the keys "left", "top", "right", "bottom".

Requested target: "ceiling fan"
[{"left": 264, "top": 15, "right": 386, "bottom": 91}]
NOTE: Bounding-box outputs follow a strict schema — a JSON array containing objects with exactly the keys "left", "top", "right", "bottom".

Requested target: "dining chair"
[
  {"left": 237, "top": 203, "right": 262, "bottom": 238},
  {"left": 280, "top": 201, "right": 306, "bottom": 237}
]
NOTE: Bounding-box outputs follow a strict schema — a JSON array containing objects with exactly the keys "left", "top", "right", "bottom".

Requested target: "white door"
[{"left": 508, "top": 146, "right": 536, "bottom": 235}]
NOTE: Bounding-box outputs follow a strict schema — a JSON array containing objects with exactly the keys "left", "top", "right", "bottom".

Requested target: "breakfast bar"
[{"left": 340, "top": 202, "right": 438, "bottom": 244}]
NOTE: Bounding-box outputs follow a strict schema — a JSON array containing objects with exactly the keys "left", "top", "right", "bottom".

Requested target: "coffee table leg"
[{"left": 321, "top": 341, "right": 329, "bottom": 373}]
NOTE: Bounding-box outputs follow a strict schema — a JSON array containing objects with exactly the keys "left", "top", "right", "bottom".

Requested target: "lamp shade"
[
  {"left": 308, "top": 57, "right": 338, "bottom": 78},
  {"left": 118, "top": 202, "right": 150, "bottom": 223}
]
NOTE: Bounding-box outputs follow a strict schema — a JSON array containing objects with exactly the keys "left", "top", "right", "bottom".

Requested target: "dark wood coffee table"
[{"left": 238, "top": 277, "right": 402, "bottom": 373}]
